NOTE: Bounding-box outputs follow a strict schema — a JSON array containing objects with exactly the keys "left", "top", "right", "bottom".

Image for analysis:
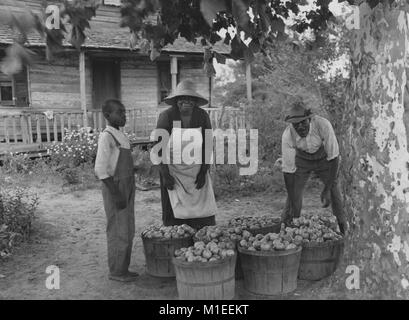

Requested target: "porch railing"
[{"left": 0, "top": 107, "right": 246, "bottom": 153}]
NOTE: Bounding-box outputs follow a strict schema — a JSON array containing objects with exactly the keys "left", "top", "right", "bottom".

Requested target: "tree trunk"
[{"left": 338, "top": 3, "right": 409, "bottom": 299}]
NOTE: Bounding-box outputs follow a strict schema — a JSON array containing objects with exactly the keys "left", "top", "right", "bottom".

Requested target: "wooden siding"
[
  {"left": 29, "top": 53, "right": 81, "bottom": 109},
  {"left": 28, "top": 52, "right": 93, "bottom": 110},
  {"left": 121, "top": 58, "right": 159, "bottom": 109}
]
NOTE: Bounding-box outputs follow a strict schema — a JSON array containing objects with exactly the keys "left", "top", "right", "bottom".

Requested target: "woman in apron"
[{"left": 155, "top": 80, "right": 217, "bottom": 230}]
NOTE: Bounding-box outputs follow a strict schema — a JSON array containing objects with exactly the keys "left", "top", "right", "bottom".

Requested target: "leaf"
[
  {"left": 45, "top": 28, "right": 65, "bottom": 60},
  {"left": 10, "top": 10, "right": 38, "bottom": 35},
  {"left": 0, "top": 43, "right": 34, "bottom": 76},
  {"left": 200, "top": 0, "right": 227, "bottom": 26},
  {"left": 209, "top": 32, "right": 222, "bottom": 45},
  {"left": 139, "top": 38, "right": 151, "bottom": 54},
  {"left": 69, "top": 25, "right": 86, "bottom": 50},
  {"left": 150, "top": 46, "right": 160, "bottom": 61},
  {"left": 248, "top": 39, "right": 261, "bottom": 54},
  {"left": 224, "top": 32, "right": 231, "bottom": 45},
  {"left": 214, "top": 52, "right": 226, "bottom": 64},
  {"left": 271, "top": 16, "right": 285, "bottom": 35},
  {"left": 232, "top": 0, "right": 251, "bottom": 34},
  {"left": 230, "top": 35, "right": 245, "bottom": 60},
  {"left": 130, "top": 32, "right": 139, "bottom": 50}
]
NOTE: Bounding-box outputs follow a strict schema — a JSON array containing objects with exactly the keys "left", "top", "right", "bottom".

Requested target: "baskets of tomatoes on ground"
[
  {"left": 141, "top": 224, "right": 196, "bottom": 277},
  {"left": 237, "top": 228, "right": 302, "bottom": 296},
  {"left": 289, "top": 213, "right": 344, "bottom": 281},
  {"left": 228, "top": 215, "right": 281, "bottom": 236},
  {"left": 172, "top": 241, "right": 236, "bottom": 300},
  {"left": 193, "top": 225, "right": 247, "bottom": 279}
]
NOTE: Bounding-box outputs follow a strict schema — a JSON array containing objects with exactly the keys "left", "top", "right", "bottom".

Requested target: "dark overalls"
[
  {"left": 281, "top": 144, "right": 346, "bottom": 226},
  {"left": 101, "top": 131, "right": 136, "bottom": 276}
]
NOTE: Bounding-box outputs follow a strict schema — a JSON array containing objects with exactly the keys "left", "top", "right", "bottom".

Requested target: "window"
[
  {"left": 103, "top": 0, "right": 122, "bottom": 6},
  {"left": 0, "top": 81, "right": 14, "bottom": 105}
]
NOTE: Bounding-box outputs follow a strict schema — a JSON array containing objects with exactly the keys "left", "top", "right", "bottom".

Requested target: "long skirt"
[{"left": 159, "top": 173, "right": 216, "bottom": 230}]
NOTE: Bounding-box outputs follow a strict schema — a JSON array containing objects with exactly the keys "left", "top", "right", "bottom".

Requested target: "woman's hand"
[
  {"left": 274, "top": 157, "right": 283, "bottom": 171},
  {"left": 195, "top": 171, "right": 206, "bottom": 189},
  {"left": 163, "top": 173, "right": 175, "bottom": 190}
]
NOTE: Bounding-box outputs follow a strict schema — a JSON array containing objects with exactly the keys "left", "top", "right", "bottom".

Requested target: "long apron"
[
  {"left": 160, "top": 127, "right": 217, "bottom": 230},
  {"left": 101, "top": 131, "right": 135, "bottom": 276}
]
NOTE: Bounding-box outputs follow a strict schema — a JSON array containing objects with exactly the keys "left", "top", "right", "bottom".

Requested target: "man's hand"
[
  {"left": 274, "top": 157, "right": 283, "bottom": 171},
  {"left": 321, "top": 189, "right": 331, "bottom": 208},
  {"left": 195, "top": 171, "right": 206, "bottom": 190},
  {"left": 113, "top": 191, "right": 127, "bottom": 210},
  {"left": 163, "top": 173, "right": 175, "bottom": 190}
]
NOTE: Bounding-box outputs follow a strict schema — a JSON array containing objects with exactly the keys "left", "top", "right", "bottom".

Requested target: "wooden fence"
[{"left": 0, "top": 107, "right": 246, "bottom": 154}]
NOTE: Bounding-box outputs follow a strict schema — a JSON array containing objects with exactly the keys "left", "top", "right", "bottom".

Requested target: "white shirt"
[
  {"left": 94, "top": 126, "right": 131, "bottom": 180},
  {"left": 281, "top": 115, "right": 339, "bottom": 173}
]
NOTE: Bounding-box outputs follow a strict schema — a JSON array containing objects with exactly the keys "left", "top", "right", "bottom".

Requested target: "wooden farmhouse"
[{"left": 0, "top": 0, "right": 243, "bottom": 155}]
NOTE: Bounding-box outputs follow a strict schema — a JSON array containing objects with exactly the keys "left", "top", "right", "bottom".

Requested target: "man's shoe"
[{"left": 109, "top": 274, "right": 137, "bottom": 282}]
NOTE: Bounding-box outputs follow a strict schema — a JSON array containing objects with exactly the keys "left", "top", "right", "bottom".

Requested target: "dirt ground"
[{"left": 0, "top": 175, "right": 339, "bottom": 300}]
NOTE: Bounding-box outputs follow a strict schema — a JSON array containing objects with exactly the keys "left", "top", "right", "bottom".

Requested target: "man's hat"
[
  {"left": 163, "top": 80, "right": 208, "bottom": 107},
  {"left": 285, "top": 101, "right": 313, "bottom": 123}
]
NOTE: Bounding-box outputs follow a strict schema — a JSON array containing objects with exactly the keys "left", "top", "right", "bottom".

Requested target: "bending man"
[{"left": 280, "top": 101, "right": 348, "bottom": 234}]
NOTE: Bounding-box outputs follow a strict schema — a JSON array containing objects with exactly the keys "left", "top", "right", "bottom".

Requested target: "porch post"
[
  {"left": 170, "top": 55, "right": 178, "bottom": 92},
  {"left": 79, "top": 50, "right": 88, "bottom": 127},
  {"left": 246, "top": 62, "right": 252, "bottom": 103}
]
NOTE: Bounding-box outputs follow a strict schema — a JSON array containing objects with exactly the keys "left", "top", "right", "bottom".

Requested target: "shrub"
[
  {"left": 47, "top": 127, "right": 141, "bottom": 168},
  {"left": 245, "top": 102, "right": 287, "bottom": 163},
  {"left": 0, "top": 183, "right": 39, "bottom": 259},
  {"left": 47, "top": 127, "right": 99, "bottom": 168},
  {"left": 0, "top": 152, "right": 33, "bottom": 174},
  {"left": 212, "top": 163, "right": 283, "bottom": 198}
]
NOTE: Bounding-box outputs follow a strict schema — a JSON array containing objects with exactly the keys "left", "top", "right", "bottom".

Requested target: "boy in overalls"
[
  {"left": 95, "top": 99, "right": 138, "bottom": 282},
  {"left": 279, "top": 101, "right": 348, "bottom": 234}
]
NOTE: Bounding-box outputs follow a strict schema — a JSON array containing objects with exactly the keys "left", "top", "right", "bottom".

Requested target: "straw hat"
[
  {"left": 163, "top": 80, "right": 208, "bottom": 107},
  {"left": 285, "top": 101, "right": 313, "bottom": 123}
]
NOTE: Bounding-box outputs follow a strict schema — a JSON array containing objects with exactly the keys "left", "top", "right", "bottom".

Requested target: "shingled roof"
[{"left": 0, "top": 17, "right": 231, "bottom": 55}]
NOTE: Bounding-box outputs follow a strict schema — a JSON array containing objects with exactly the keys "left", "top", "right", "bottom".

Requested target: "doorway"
[{"left": 92, "top": 59, "right": 121, "bottom": 110}]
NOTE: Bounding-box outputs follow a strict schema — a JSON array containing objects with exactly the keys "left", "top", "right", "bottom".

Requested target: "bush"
[
  {"left": 0, "top": 183, "right": 39, "bottom": 259},
  {"left": 0, "top": 152, "right": 35, "bottom": 174},
  {"left": 47, "top": 127, "right": 141, "bottom": 168},
  {"left": 212, "top": 163, "right": 283, "bottom": 198},
  {"left": 246, "top": 102, "right": 287, "bottom": 163},
  {"left": 47, "top": 127, "right": 99, "bottom": 168}
]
